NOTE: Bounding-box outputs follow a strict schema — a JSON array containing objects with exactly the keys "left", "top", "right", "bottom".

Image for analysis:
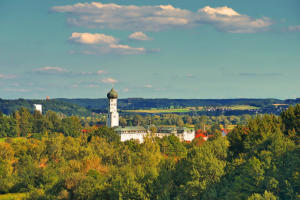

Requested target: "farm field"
[
  {"left": 123, "top": 105, "right": 258, "bottom": 114},
  {"left": 123, "top": 108, "right": 194, "bottom": 114},
  {"left": 222, "top": 105, "right": 259, "bottom": 110}
]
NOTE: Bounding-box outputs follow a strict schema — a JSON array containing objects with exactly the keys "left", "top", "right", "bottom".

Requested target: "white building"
[
  {"left": 114, "top": 126, "right": 148, "bottom": 143},
  {"left": 107, "top": 88, "right": 119, "bottom": 128},
  {"left": 106, "top": 88, "right": 195, "bottom": 143},
  {"left": 34, "top": 104, "right": 42, "bottom": 114},
  {"left": 155, "top": 127, "right": 195, "bottom": 142}
]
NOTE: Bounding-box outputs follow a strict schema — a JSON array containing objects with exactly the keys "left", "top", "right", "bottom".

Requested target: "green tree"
[
  {"left": 61, "top": 116, "right": 82, "bottom": 137},
  {"left": 247, "top": 190, "right": 278, "bottom": 200},
  {"left": 16, "top": 107, "right": 33, "bottom": 137},
  {"left": 89, "top": 126, "right": 120, "bottom": 143},
  {"left": 281, "top": 104, "right": 300, "bottom": 141},
  {"left": 157, "top": 135, "right": 187, "bottom": 158},
  {"left": 174, "top": 137, "right": 228, "bottom": 199},
  {"left": 45, "top": 110, "right": 62, "bottom": 133}
]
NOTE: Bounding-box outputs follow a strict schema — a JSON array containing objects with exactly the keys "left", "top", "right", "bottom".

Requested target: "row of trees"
[
  {"left": 0, "top": 108, "right": 83, "bottom": 138},
  {"left": 0, "top": 105, "right": 299, "bottom": 199},
  {"left": 119, "top": 114, "right": 251, "bottom": 127},
  {"left": 1, "top": 107, "right": 252, "bottom": 139}
]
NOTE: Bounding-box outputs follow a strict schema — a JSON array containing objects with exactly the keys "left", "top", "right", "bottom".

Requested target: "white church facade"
[{"left": 106, "top": 88, "right": 195, "bottom": 143}]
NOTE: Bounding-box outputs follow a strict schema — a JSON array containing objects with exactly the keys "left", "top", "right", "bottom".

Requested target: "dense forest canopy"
[{"left": 0, "top": 105, "right": 299, "bottom": 199}]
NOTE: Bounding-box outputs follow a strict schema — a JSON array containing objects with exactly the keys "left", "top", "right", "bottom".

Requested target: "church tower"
[{"left": 107, "top": 88, "right": 119, "bottom": 128}]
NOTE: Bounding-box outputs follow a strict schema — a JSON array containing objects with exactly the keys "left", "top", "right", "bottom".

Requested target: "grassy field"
[
  {"left": 0, "top": 193, "right": 27, "bottom": 200},
  {"left": 123, "top": 108, "right": 193, "bottom": 114},
  {"left": 123, "top": 105, "right": 258, "bottom": 114},
  {"left": 225, "top": 105, "right": 259, "bottom": 110}
]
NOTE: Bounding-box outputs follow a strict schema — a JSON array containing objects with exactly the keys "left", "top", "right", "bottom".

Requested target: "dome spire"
[{"left": 107, "top": 88, "right": 118, "bottom": 99}]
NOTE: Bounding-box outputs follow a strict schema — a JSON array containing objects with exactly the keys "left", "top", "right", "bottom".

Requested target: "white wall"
[
  {"left": 34, "top": 104, "right": 42, "bottom": 114},
  {"left": 120, "top": 133, "right": 147, "bottom": 143},
  {"left": 183, "top": 130, "right": 195, "bottom": 141},
  {"left": 107, "top": 98, "right": 119, "bottom": 127}
]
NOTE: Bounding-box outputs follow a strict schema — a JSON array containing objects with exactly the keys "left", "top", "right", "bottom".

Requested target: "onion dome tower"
[{"left": 107, "top": 88, "right": 119, "bottom": 127}]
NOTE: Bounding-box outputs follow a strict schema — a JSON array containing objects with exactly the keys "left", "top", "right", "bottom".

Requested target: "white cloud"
[
  {"left": 200, "top": 6, "right": 240, "bottom": 17},
  {"left": 144, "top": 84, "right": 153, "bottom": 88},
  {"left": 52, "top": 2, "right": 192, "bottom": 31},
  {"left": 0, "top": 74, "right": 16, "bottom": 79},
  {"left": 186, "top": 73, "right": 195, "bottom": 78},
  {"left": 52, "top": 3, "right": 272, "bottom": 33},
  {"left": 287, "top": 25, "right": 300, "bottom": 32},
  {"left": 129, "top": 32, "right": 152, "bottom": 41},
  {"left": 69, "top": 32, "right": 118, "bottom": 44},
  {"left": 69, "top": 32, "right": 146, "bottom": 55},
  {"left": 101, "top": 77, "right": 118, "bottom": 84},
  {"left": 108, "top": 44, "right": 145, "bottom": 54},
  {"left": 196, "top": 6, "right": 272, "bottom": 33},
  {"left": 97, "top": 70, "right": 106, "bottom": 75},
  {"left": 34, "top": 66, "right": 67, "bottom": 73},
  {"left": 33, "top": 67, "right": 108, "bottom": 77},
  {"left": 123, "top": 88, "right": 129, "bottom": 92}
]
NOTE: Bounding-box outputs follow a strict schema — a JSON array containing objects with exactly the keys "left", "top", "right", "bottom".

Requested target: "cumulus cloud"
[
  {"left": 69, "top": 32, "right": 118, "bottom": 44},
  {"left": 129, "top": 32, "right": 152, "bottom": 41},
  {"left": 287, "top": 25, "right": 300, "bottom": 32},
  {"left": 197, "top": 6, "right": 272, "bottom": 33},
  {"left": 52, "top": 2, "right": 272, "bottom": 33},
  {"left": 69, "top": 32, "right": 146, "bottom": 55},
  {"left": 101, "top": 77, "right": 118, "bottom": 84},
  {"left": 200, "top": 6, "right": 240, "bottom": 16}
]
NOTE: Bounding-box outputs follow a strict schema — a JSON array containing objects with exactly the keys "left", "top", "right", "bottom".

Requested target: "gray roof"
[{"left": 114, "top": 126, "right": 147, "bottom": 132}]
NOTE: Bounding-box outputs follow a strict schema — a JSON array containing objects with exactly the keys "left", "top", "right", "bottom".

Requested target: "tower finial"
[{"left": 107, "top": 88, "right": 118, "bottom": 99}]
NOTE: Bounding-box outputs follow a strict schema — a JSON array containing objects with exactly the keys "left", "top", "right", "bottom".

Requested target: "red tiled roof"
[{"left": 195, "top": 133, "right": 207, "bottom": 138}]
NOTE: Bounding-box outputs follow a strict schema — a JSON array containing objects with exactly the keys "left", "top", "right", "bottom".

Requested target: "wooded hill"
[
  {"left": 1, "top": 98, "right": 300, "bottom": 116},
  {"left": 0, "top": 99, "right": 91, "bottom": 116},
  {"left": 58, "top": 98, "right": 300, "bottom": 110}
]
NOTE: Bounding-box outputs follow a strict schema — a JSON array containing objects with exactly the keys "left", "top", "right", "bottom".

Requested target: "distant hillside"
[
  {"left": 58, "top": 98, "right": 300, "bottom": 111},
  {"left": 1, "top": 98, "right": 299, "bottom": 116},
  {"left": 0, "top": 98, "right": 91, "bottom": 116}
]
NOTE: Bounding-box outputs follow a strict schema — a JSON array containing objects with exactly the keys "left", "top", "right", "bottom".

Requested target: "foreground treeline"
[{"left": 0, "top": 105, "right": 299, "bottom": 200}]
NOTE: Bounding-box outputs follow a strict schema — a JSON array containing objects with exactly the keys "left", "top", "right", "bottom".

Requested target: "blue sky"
[{"left": 0, "top": 0, "right": 299, "bottom": 99}]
